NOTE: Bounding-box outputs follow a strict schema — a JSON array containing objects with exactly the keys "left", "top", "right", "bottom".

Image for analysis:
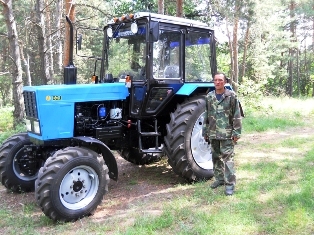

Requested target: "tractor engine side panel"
[{"left": 23, "top": 83, "right": 129, "bottom": 141}]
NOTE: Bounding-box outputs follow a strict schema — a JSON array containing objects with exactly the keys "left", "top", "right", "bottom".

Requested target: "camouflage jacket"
[{"left": 202, "top": 89, "right": 242, "bottom": 140}]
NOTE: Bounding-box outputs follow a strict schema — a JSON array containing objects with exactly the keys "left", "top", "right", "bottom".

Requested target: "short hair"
[{"left": 214, "top": 72, "right": 227, "bottom": 82}]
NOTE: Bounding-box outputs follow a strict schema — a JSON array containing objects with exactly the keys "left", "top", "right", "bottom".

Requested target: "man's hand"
[{"left": 232, "top": 136, "right": 240, "bottom": 144}]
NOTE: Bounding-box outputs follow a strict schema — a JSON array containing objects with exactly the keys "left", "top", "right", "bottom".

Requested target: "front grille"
[{"left": 23, "top": 91, "right": 38, "bottom": 118}]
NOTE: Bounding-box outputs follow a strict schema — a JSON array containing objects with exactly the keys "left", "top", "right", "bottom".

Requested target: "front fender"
[{"left": 74, "top": 136, "right": 118, "bottom": 181}]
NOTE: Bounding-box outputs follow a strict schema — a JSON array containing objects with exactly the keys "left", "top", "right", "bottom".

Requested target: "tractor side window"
[
  {"left": 185, "top": 32, "right": 212, "bottom": 82},
  {"left": 153, "top": 31, "right": 181, "bottom": 79}
]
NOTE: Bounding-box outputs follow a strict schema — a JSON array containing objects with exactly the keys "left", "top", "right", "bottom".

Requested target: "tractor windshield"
[{"left": 106, "top": 23, "right": 147, "bottom": 81}]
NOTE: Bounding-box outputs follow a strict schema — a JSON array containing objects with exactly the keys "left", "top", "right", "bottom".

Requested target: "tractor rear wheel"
[
  {"left": 35, "top": 147, "right": 109, "bottom": 222},
  {"left": 164, "top": 95, "right": 214, "bottom": 182},
  {"left": 0, "top": 133, "right": 42, "bottom": 193}
]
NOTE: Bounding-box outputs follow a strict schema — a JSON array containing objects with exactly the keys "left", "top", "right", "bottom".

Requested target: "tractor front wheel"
[
  {"left": 164, "top": 96, "right": 214, "bottom": 182},
  {"left": 0, "top": 133, "right": 42, "bottom": 192},
  {"left": 35, "top": 147, "right": 109, "bottom": 222}
]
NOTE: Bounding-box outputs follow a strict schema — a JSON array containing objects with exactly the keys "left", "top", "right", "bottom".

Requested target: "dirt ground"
[{"left": 0, "top": 125, "right": 313, "bottom": 224}]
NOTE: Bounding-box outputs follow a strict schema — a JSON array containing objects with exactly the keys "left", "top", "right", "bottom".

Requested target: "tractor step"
[
  {"left": 140, "top": 148, "right": 163, "bottom": 154},
  {"left": 137, "top": 119, "right": 161, "bottom": 153},
  {"left": 139, "top": 132, "right": 161, "bottom": 136}
]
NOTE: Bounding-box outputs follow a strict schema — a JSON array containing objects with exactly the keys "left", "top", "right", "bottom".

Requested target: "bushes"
[{"left": 0, "top": 106, "right": 26, "bottom": 144}]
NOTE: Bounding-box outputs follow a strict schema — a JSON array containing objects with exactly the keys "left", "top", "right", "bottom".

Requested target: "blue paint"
[{"left": 23, "top": 83, "right": 129, "bottom": 141}]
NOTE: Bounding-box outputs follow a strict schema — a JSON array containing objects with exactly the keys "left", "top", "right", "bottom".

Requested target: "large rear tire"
[
  {"left": 164, "top": 96, "right": 214, "bottom": 182},
  {"left": 0, "top": 133, "right": 42, "bottom": 192},
  {"left": 35, "top": 147, "right": 109, "bottom": 222}
]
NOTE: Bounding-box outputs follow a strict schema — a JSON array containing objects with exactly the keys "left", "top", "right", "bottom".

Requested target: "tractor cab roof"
[{"left": 106, "top": 12, "right": 212, "bottom": 29}]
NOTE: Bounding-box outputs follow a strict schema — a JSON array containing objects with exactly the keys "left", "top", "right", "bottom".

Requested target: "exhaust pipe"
[{"left": 64, "top": 16, "right": 77, "bottom": 84}]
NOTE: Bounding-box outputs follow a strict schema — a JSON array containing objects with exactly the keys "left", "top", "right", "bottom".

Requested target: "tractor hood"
[{"left": 23, "top": 83, "right": 129, "bottom": 103}]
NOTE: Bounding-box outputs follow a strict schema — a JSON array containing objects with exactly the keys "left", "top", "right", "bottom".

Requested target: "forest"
[{"left": 1, "top": 0, "right": 314, "bottom": 125}]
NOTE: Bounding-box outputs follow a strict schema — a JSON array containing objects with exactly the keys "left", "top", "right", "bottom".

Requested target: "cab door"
[{"left": 129, "top": 29, "right": 184, "bottom": 118}]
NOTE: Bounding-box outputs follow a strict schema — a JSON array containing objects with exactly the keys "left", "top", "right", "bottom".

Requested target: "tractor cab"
[{"left": 101, "top": 12, "right": 217, "bottom": 119}]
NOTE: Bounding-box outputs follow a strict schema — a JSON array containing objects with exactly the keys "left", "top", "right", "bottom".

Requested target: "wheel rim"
[
  {"left": 190, "top": 112, "right": 213, "bottom": 170},
  {"left": 60, "top": 165, "right": 99, "bottom": 210},
  {"left": 13, "top": 147, "right": 39, "bottom": 181}
]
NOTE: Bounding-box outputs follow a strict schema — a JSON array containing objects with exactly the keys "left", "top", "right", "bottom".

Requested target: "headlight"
[
  {"left": 131, "top": 22, "right": 138, "bottom": 34},
  {"left": 33, "top": 121, "right": 41, "bottom": 134},
  {"left": 107, "top": 27, "right": 113, "bottom": 38},
  {"left": 25, "top": 119, "right": 32, "bottom": 131}
]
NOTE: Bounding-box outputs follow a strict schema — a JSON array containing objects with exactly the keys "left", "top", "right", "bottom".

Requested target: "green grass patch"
[
  {"left": 241, "top": 96, "right": 314, "bottom": 133},
  {"left": 243, "top": 115, "right": 302, "bottom": 133}
]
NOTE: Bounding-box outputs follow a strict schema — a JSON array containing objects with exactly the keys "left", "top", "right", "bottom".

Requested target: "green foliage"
[
  {"left": 0, "top": 107, "right": 26, "bottom": 144},
  {"left": 0, "top": 106, "right": 13, "bottom": 132},
  {"left": 113, "top": 0, "right": 157, "bottom": 15},
  {"left": 0, "top": 74, "right": 13, "bottom": 106}
]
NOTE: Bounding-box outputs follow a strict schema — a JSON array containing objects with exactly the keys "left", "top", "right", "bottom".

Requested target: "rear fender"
[{"left": 73, "top": 136, "right": 118, "bottom": 181}]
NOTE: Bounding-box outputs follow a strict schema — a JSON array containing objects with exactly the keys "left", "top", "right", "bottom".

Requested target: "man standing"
[{"left": 203, "top": 72, "right": 242, "bottom": 196}]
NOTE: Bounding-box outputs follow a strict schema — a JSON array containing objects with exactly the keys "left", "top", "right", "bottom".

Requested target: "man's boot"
[
  {"left": 210, "top": 180, "right": 224, "bottom": 189},
  {"left": 225, "top": 185, "right": 235, "bottom": 196}
]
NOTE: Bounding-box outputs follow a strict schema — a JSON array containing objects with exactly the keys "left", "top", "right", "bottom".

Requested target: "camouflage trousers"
[{"left": 210, "top": 139, "right": 236, "bottom": 186}]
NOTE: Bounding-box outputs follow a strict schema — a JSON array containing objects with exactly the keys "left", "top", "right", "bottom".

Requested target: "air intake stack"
[{"left": 64, "top": 16, "right": 77, "bottom": 84}]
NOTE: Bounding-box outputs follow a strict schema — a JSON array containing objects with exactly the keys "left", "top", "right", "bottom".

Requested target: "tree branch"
[
  {"left": 0, "top": 32, "right": 9, "bottom": 38},
  {"left": 41, "top": 0, "right": 55, "bottom": 12},
  {"left": 76, "top": 3, "right": 111, "bottom": 17},
  {"left": 0, "top": 72, "right": 10, "bottom": 76}
]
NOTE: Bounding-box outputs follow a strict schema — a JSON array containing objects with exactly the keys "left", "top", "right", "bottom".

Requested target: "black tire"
[
  {"left": 164, "top": 96, "right": 214, "bottom": 182},
  {"left": 0, "top": 133, "right": 41, "bottom": 192},
  {"left": 119, "top": 147, "right": 163, "bottom": 165},
  {"left": 35, "top": 147, "right": 109, "bottom": 222}
]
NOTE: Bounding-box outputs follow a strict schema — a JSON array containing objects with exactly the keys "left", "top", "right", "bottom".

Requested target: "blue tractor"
[{"left": 0, "top": 12, "right": 220, "bottom": 221}]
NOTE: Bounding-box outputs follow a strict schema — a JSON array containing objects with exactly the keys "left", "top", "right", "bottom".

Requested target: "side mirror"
[
  {"left": 150, "top": 22, "right": 159, "bottom": 42},
  {"left": 77, "top": 34, "right": 82, "bottom": 50}
]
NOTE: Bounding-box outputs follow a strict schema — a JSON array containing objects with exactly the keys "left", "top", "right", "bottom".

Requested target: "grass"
[
  {"left": 242, "top": 96, "right": 314, "bottom": 133},
  {"left": 0, "top": 97, "right": 314, "bottom": 234}
]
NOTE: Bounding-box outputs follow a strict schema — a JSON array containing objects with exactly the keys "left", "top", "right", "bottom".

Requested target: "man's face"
[
  {"left": 213, "top": 74, "right": 226, "bottom": 91},
  {"left": 214, "top": 74, "right": 226, "bottom": 91}
]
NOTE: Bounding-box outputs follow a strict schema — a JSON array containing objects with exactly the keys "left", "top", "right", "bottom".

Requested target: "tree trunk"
[
  {"left": 296, "top": 48, "right": 300, "bottom": 96},
  {"left": 287, "top": 0, "right": 296, "bottom": 96},
  {"left": 158, "top": 0, "right": 164, "bottom": 14},
  {"left": 176, "top": 0, "right": 183, "bottom": 17},
  {"left": 35, "top": 0, "right": 50, "bottom": 85},
  {"left": 232, "top": 16, "right": 239, "bottom": 91},
  {"left": 1, "top": 0, "right": 25, "bottom": 127},
  {"left": 20, "top": 42, "right": 32, "bottom": 86},
  {"left": 64, "top": 0, "right": 75, "bottom": 67},
  {"left": 45, "top": 0, "right": 54, "bottom": 83},
  {"left": 240, "top": 21, "right": 250, "bottom": 82},
  {"left": 226, "top": 19, "right": 234, "bottom": 83},
  {"left": 55, "top": 0, "right": 63, "bottom": 83}
]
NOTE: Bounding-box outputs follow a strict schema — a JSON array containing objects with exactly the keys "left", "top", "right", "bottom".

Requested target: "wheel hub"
[
  {"left": 59, "top": 166, "right": 99, "bottom": 210},
  {"left": 73, "top": 180, "right": 84, "bottom": 192},
  {"left": 13, "top": 147, "right": 41, "bottom": 180}
]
